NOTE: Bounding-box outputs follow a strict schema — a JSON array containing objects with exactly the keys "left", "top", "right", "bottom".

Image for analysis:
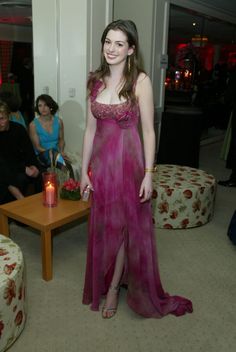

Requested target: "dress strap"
[{"left": 90, "top": 80, "right": 103, "bottom": 102}]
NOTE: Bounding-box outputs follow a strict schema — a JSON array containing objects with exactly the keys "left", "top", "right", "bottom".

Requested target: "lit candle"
[{"left": 45, "top": 182, "right": 55, "bottom": 205}]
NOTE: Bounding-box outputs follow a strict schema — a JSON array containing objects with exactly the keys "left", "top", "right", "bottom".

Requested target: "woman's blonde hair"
[{"left": 0, "top": 101, "right": 11, "bottom": 116}]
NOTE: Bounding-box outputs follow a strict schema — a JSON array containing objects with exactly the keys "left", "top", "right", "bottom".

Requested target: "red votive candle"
[{"left": 42, "top": 172, "right": 58, "bottom": 207}]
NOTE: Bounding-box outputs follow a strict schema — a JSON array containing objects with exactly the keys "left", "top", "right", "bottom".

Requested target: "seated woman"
[
  {"left": 29, "top": 94, "right": 74, "bottom": 178},
  {"left": 0, "top": 91, "right": 27, "bottom": 128},
  {"left": 0, "top": 102, "right": 41, "bottom": 205}
]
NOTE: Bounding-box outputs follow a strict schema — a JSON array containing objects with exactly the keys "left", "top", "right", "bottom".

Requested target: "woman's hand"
[
  {"left": 61, "top": 151, "right": 70, "bottom": 161},
  {"left": 25, "top": 165, "right": 39, "bottom": 178},
  {"left": 80, "top": 173, "right": 94, "bottom": 196},
  {"left": 139, "top": 173, "right": 153, "bottom": 203}
]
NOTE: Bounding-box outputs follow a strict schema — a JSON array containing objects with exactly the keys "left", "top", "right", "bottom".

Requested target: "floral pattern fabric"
[
  {"left": 151, "top": 165, "right": 216, "bottom": 229},
  {"left": 0, "top": 234, "right": 26, "bottom": 352}
]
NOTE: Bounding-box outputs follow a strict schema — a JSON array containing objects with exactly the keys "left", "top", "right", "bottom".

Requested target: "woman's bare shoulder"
[
  {"left": 137, "top": 72, "right": 151, "bottom": 84},
  {"left": 29, "top": 119, "right": 35, "bottom": 128},
  {"left": 136, "top": 73, "right": 152, "bottom": 96}
]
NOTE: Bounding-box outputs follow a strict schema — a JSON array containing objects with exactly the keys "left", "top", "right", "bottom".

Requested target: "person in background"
[
  {"left": 0, "top": 102, "right": 41, "bottom": 205},
  {"left": 218, "top": 66, "right": 236, "bottom": 187},
  {"left": 29, "top": 94, "right": 73, "bottom": 177},
  {"left": 17, "top": 57, "right": 34, "bottom": 124},
  {"left": 80, "top": 19, "right": 193, "bottom": 319},
  {"left": 0, "top": 91, "right": 27, "bottom": 128}
]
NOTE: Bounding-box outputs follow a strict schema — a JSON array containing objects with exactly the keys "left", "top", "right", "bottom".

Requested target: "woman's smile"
[{"left": 103, "top": 29, "right": 133, "bottom": 67}]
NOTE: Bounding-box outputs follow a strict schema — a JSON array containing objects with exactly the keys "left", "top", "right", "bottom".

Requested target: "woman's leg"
[
  {"left": 103, "top": 242, "right": 125, "bottom": 318},
  {"left": 110, "top": 241, "right": 125, "bottom": 287}
]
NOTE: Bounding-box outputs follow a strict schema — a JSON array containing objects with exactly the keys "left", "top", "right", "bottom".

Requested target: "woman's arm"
[
  {"left": 136, "top": 73, "right": 156, "bottom": 202},
  {"left": 29, "top": 121, "right": 46, "bottom": 154},
  {"left": 8, "top": 185, "right": 24, "bottom": 200},
  {"left": 80, "top": 100, "right": 97, "bottom": 193},
  {"left": 58, "top": 118, "right": 66, "bottom": 153}
]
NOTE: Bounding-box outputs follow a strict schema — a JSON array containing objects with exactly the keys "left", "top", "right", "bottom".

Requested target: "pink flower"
[
  {"left": 4, "top": 279, "right": 16, "bottom": 305},
  {"left": 62, "top": 178, "right": 80, "bottom": 191},
  {"left": 183, "top": 189, "right": 193, "bottom": 199},
  {"left": 0, "top": 248, "right": 9, "bottom": 256},
  {"left": 181, "top": 218, "right": 189, "bottom": 228},
  {"left": 170, "top": 210, "right": 178, "bottom": 219},
  {"left": 4, "top": 263, "right": 16, "bottom": 275},
  {"left": 165, "top": 188, "right": 174, "bottom": 196},
  {"left": 158, "top": 201, "right": 169, "bottom": 214},
  {"left": 0, "top": 320, "right": 4, "bottom": 337},
  {"left": 163, "top": 223, "right": 173, "bottom": 229},
  {"left": 14, "top": 311, "right": 23, "bottom": 326}
]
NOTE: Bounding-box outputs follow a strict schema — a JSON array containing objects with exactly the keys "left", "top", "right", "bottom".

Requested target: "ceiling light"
[{"left": 192, "top": 34, "right": 208, "bottom": 47}]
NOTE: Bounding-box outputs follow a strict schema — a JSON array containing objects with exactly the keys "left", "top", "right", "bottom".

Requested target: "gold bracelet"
[{"left": 144, "top": 166, "right": 157, "bottom": 173}]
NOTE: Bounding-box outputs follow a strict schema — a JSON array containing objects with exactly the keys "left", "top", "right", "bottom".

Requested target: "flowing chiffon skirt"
[{"left": 82, "top": 82, "right": 193, "bottom": 318}]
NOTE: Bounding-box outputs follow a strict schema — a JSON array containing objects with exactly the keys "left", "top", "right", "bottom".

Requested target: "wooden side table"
[{"left": 0, "top": 193, "right": 90, "bottom": 281}]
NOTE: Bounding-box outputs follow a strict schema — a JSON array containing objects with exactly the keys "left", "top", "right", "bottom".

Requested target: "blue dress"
[
  {"left": 33, "top": 115, "right": 60, "bottom": 154},
  {"left": 9, "top": 111, "right": 26, "bottom": 128}
]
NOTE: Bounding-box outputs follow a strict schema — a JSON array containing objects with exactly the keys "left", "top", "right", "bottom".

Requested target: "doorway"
[{"left": 0, "top": 0, "right": 33, "bottom": 125}]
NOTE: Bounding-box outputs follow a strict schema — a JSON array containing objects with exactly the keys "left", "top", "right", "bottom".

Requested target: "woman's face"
[
  {"left": 0, "top": 111, "right": 9, "bottom": 131},
  {"left": 103, "top": 29, "right": 134, "bottom": 67},
  {"left": 37, "top": 100, "right": 51, "bottom": 116}
]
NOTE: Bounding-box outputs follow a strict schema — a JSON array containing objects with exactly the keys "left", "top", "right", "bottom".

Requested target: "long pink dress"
[{"left": 82, "top": 80, "right": 193, "bottom": 318}]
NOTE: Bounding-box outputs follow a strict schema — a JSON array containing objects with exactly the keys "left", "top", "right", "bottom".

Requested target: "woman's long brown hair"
[{"left": 87, "top": 19, "right": 145, "bottom": 104}]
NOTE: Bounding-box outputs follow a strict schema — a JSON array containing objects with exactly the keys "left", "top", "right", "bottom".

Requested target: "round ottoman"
[
  {"left": 152, "top": 164, "right": 216, "bottom": 229},
  {"left": 0, "top": 234, "right": 26, "bottom": 351}
]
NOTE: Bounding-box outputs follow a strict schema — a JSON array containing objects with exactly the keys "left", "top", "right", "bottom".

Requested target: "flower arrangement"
[{"left": 60, "top": 178, "right": 81, "bottom": 200}]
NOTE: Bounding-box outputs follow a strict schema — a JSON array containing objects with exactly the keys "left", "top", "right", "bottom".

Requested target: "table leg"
[
  {"left": 0, "top": 213, "right": 10, "bottom": 236},
  {"left": 41, "top": 229, "right": 52, "bottom": 281}
]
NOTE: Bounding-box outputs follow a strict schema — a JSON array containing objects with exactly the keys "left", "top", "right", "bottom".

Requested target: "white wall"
[
  {"left": 113, "top": 0, "right": 155, "bottom": 76},
  {"left": 32, "top": 0, "right": 113, "bottom": 159},
  {"left": 58, "top": 0, "right": 88, "bottom": 157},
  {"left": 32, "top": 0, "right": 58, "bottom": 100},
  {"left": 88, "top": 0, "right": 113, "bottom": 71}
]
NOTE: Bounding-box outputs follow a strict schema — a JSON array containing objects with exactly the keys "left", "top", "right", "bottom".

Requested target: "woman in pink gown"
[{"left": 80, "top": 19, "right": 193, "bottom": 318}]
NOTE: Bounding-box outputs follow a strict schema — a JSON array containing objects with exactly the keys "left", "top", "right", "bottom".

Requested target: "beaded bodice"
[{"left": 90, "top": 80, "right": 139, "bottom": 129}]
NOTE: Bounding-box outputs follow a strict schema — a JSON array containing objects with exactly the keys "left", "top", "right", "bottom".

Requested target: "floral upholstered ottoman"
[
  {"left": 151, "top": 165, "right": 216, "bottom": 229},
  {"left": 0, "top": 234, "right": 26, "bottom": 352}
]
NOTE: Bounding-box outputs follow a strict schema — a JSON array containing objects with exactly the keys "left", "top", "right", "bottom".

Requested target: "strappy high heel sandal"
[{"left": 102, "top": 285, "right": 120, "bottom": 319}]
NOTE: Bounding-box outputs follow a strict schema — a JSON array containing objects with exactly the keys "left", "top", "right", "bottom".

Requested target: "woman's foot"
[{"left": 102, "top": 285, "right": 120, "bottom": 319}]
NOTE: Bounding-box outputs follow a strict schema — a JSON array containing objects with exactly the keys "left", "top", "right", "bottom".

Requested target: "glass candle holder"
[{"left": 42, "top": 171, "right": 58, "bottom": 207}]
